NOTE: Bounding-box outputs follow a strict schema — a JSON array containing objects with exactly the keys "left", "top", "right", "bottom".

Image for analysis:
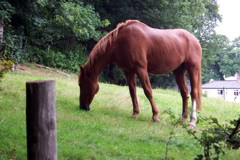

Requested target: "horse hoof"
[
  {"left": 131, "top": 116, "right": 137, "bottom": 120},
  {"left": 188, "top": 124, "right": 196, "bottom": 129},
  {"left": 179, "top": 119, "right": 186, "bottom": 125},
  {"left": 151, "top": 119, "right": 160, "bottom": 123},
  {"left": 80, "top": 105, "right": 91, "bottom": 111},
  {"left": 131, "top": 115, "right": 137, "bottom": 119}
]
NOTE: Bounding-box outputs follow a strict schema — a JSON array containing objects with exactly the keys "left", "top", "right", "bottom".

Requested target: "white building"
[{"left": 202, "top": 80, "right": 240, "bottom": 103}]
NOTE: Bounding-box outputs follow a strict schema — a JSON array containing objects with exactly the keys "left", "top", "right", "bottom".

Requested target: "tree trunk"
[{"left": 0, "top": 18, "right": 4, "bottom": 45}]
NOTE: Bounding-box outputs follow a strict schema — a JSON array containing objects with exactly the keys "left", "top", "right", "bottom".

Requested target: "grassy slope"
[{"left": 0, "top": 66, "right": 240, "bottom": 159}]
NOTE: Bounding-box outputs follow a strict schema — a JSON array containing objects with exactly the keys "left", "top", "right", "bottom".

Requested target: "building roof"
[
  {"left": 224, "top": 72, "right": 240, "bottom": 81},
  {"left": 202, "top": 80, "right": 240, "bottom": 89}
]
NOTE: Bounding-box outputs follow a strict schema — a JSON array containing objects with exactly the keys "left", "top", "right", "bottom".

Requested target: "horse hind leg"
[
  {"left": 136, "top": 68, "right": 160, "bottom": 122},
  {"left": 173, "top": 67, "right": 189, "bottom": 125},
  {"left": 124, "top": 71, "right": 140, "bottom": 119},
  {"left": 188, "top": 66, "right": 202, "bottom": 128}
]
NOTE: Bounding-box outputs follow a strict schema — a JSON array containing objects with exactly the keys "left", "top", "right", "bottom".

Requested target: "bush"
[
  {"left": 162, "top": 109, "right": 240, "bottom": 160},
  {"left": 0, "top": 43, "right": 14, "bottom": 81},
  {"left": 0, "top": 59, "right": 14, "bottom": 80},
  {"left": 187, "top": 116, "right": 240, "bottom": 159},
  {"left": 25, "top": 46, "right": 88, "bottom": 73}
]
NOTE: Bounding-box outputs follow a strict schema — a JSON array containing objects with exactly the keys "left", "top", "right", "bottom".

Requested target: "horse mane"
[
  {"left": 85, "top": 20, "right": 140, "bottom": 70},
  {"left": 94, "top": 20, "right": 140, "bottom": 53}
]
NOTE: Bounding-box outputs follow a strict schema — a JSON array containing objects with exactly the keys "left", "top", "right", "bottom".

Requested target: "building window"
[
  {"left": 234, "top": 90, "right": 239, "bottom": 96},
  {"left": 217, "top": 89, "right": 223, "bottom": 95}
]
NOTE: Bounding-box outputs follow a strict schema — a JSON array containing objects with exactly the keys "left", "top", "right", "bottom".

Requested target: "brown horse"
[{"left": 79, "top": 20, "right": 202, "bottom": 128}]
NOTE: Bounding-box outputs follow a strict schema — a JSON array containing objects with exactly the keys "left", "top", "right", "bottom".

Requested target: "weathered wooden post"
[{"left": 26, "top": 80, "right": 57, "bottom": 160}]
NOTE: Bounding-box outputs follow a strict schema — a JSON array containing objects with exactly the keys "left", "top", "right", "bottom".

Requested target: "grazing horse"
[{"left": 79, "top": 20, "right": 202, "bottom": 128}]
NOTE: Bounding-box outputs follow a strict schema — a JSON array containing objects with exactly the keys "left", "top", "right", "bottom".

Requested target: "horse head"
[{"left": 79, "top": 66, "right": 99, "bottom": 111}]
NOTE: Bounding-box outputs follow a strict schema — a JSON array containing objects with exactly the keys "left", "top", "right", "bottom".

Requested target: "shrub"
[
  {"left": 162, "top": 109, "right": 240, "bottom": 160},
  {"left": 187, "top": 116, "right": 240, "bottom": 159},
  {"left": 25, "top": 46, "right": 88, "bottom": 73},
  {"left": 0, "top": 43, "right": 14, "bottom": 81}
]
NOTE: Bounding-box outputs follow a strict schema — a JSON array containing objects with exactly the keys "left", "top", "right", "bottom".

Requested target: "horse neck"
[{"left": 85, "top": 52, "right": 110, "bottom": 80}]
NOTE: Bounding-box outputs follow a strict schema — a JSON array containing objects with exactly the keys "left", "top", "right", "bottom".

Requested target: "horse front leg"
[
  {"left": 124, "top": 71, "right": 139, "bottom": 119},
  {"left": 136, "top": 68, "right": 160, "bottom": 122}
]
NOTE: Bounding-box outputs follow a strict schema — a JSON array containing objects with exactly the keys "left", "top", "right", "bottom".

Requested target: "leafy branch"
[
  {"left": 161, "top": 108, "right": 240, "bottom": 160},
  {"left": 186, "top": 115, "right": 240, "bottom": 160},
  {"left": 0, "top": 43, "right": 14, "bottom": 81},
  {"left": 161, "top": 109, "right": 179, "bottom": 160}
]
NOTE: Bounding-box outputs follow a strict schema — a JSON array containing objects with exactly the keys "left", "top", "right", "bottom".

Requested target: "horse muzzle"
[{"left": 80, "top": 104, "right": 90, "bottom": 111}]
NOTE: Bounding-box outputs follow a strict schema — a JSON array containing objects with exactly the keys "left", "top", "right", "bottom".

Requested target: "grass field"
[{"left": 0, "top": 65, "right": 240, "bottom": 159}]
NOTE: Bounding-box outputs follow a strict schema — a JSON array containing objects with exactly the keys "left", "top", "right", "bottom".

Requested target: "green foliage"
[
  {"left": 0, "top": 1, "right": 25, "bottom": 64},
  {"left": 17, "top": 0, "right": 109, "bottom": 48},
  {"left": 161, "top": 109, "right": 180, "bottom": 160},
  {"left": 150, "top": 74, "right": 176, "bottom": 89},
  {"left": 25, "top": 46, "right": 87, "bottom": 73},
  {"left": 161, "top": 108, "right": 240, "bottom": 160},
  {"left": 0, "top": 0, "right": 109, "bottom": 68},
  {"left": 0, "top": 43, "right": 14, "bottom": 81},
  {"left": 0, "top": 59, "right": 14, "bottom": 80},
  {"left": 220, "top": 37, "right": 240, "bottom": 77},
  {"left": 83, "top": 0, "right": 222, "bottom": 87},
  {"left": 202, "top": 35, "right": 240, "bottom": 82},
  {"left": 186, "top": 116, "right": 240, "bottom": 159},
  {"left": 101, "top": 65, "right": 127, "bottom": 84},
  {"left": 193, "top": 0, "right": 221, "bottom": 40},
  {"left": 1, "top": 0, "right": 237, "bottom": 88},
  {"left": 4, "top": 31, "right": 25, "bottom": 64},
  {"left": 55, "top": 2, "right": 110, "bottom": 41},
  {"left": 84, "top": 0, "right": 221, "bottom": 39},
  {"left": 83, "top": 0, "right": 218, "bottom": 31},
  {"left": 201, "top": 34, "right": 229, "bottom": 81},
  {"left": 0, "top": 0, "right": 15, "bottom": 22}
]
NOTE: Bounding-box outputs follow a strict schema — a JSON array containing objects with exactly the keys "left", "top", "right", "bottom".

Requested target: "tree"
[
  {"left": 0, "top": 17, "right": 14, "bottom": 81},
  {"left": 0, "top": 0, "right": 109, "bottom": 64},
  {"left": 201, "top": 34, "right": 230, "bottom": 81},
  {"left": 201, "top": 34, "right": 240, "bottom": 82},
  {"left": 220, "top": 37, "right": 240, "bottom": 78},
  {"left": 83, "top": 0, "right": 222, "bottom": 87},
  {"left": 55, "top": 2, "right": 109, "bottom": 49},
  {"left": 2, "top": 0, "right": 227, "bottom": 87}
]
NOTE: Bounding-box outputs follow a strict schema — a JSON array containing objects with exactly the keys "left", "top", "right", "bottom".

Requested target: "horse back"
[{"left": 112, "top": 21, "right": 201, "bottom": 74}]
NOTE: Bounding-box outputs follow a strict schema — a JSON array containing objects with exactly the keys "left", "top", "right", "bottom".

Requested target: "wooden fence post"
[{"left": 26, "top": 80, "right": 57, "bottom": 160}]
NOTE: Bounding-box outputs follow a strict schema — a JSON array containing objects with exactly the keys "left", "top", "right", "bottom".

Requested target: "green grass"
[{"left": 0, "top": 68, "right": 240, "bottom": 159}]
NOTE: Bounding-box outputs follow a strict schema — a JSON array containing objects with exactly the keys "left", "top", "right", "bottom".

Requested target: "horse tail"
[{"left": 197, "top": 70, "right": 202, "bottom": 112}]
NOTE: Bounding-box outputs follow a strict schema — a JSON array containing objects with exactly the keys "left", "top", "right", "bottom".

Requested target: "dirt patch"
[{"left": 16, "top": 64, "right": 77, "bottom": 79}]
